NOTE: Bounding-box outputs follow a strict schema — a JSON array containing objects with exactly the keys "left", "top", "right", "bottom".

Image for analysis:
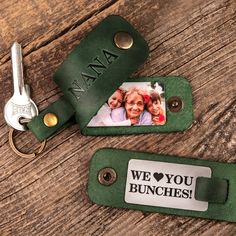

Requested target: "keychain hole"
[
  {"left": 19, "top": 117, "right": 30, "bottom": 125},
  {"left": 103, "top": 172, "right": 112, "bottom": 182},
  {"left": 167, "top": 96, "right": 183, "bottom": 112},
  {"left": 98, "top": 168, "right": 117, "bottom": 186}
]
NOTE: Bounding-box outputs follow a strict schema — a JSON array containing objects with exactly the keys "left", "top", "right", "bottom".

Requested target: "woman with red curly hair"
[{"left": 111, "top": 88, "right": 152, "bottom": 125}]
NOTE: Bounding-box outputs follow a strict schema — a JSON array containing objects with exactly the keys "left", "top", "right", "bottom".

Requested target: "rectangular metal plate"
[{"left": 125, "top": 159, "right": 211, "bottom": 211}]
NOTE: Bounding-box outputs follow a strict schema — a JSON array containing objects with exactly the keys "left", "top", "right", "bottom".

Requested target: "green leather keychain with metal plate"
[
  {"left": 27, "top": 15, "right": 193, "bottom": 142},
  {"left": 87, "top": 148, "right": 234, "bottom": 222}
]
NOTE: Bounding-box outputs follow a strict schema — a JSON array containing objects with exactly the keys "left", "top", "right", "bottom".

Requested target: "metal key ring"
[{"left": 8, "top": 119, "right": 46, "bottom": 159}]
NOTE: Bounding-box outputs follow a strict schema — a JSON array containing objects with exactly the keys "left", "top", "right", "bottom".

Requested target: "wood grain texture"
[{"left": 0, "top": 0, "right": 235, "bottom": 235}]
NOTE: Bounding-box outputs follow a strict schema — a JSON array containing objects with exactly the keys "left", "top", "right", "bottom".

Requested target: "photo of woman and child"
[{"left": 87, "top": 82, "right": 166, "bottom": 127}]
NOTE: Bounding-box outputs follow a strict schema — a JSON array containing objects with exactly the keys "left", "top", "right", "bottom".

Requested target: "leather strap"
[
  {"left": 88, "top": 148, "right": 234, "bottom": 222},
  {"left": 195, "top": 177, "right": 228, "bottom": 203},
  {"left": 27, "top": 16, "right": 193, "bottom": 141},
  {"left": 27, "top": 96, "right": 75, "bottom": 141}
]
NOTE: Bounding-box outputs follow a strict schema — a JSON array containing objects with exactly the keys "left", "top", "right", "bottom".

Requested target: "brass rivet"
[
  {"left": 43, "top": 113, "right": 58, "bottom": 127},
  {"left": 98, "top": 168, "right": 117, "bottom": 186},
  {"left": 114, "top": 32, "right": 133, "bottom": 49},
  {"left": 167, "top": 96, "right": 183, "bottom": 112}
]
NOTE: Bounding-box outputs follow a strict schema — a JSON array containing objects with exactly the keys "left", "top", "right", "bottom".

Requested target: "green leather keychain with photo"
[
  {"left": 88, "top": 148, "right": 234, "bottom": 222},
  {"left": 27, "top": 15, "right": 193, "bottom": 142}
]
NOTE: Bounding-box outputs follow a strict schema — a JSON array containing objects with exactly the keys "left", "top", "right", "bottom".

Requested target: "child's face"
[
  {"left": 108, "top": 90, "right": 123, "bottom": 109},
  {"left": 125, "top": 92, "right": 144, "bottom": 119},
  {"left": 147, "top": 100, "right": 161, "bottom": 116}
]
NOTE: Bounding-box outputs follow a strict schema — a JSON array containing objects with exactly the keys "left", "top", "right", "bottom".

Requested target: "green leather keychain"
[
  {"left": 27, "top": 15, "right": 193, "bottom": 142},
  {"left": 88, "top": 148, "right": 234, "bottom": 222}
]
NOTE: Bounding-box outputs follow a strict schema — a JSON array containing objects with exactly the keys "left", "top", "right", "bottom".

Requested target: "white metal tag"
[{"left": 125, "top": 159, "right": 211, "bottom": 211}]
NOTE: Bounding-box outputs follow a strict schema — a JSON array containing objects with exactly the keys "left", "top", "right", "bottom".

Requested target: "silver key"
[{"left": 4, "top": 42, "right": 38, "bottom": 131}]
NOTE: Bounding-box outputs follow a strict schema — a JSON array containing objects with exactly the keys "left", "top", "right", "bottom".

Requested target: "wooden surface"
[{"left": 0, "top": 0, "right": 235, "bottom": 235}]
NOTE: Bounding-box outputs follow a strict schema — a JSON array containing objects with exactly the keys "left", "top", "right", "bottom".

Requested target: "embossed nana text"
[{"left": 68, "top": 49, "right": 119, "bottom": 100}]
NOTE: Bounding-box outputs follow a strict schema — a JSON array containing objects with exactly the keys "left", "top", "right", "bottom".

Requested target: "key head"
[{"left": 4, "top": 98, "right": 38, "bottom": 131}]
